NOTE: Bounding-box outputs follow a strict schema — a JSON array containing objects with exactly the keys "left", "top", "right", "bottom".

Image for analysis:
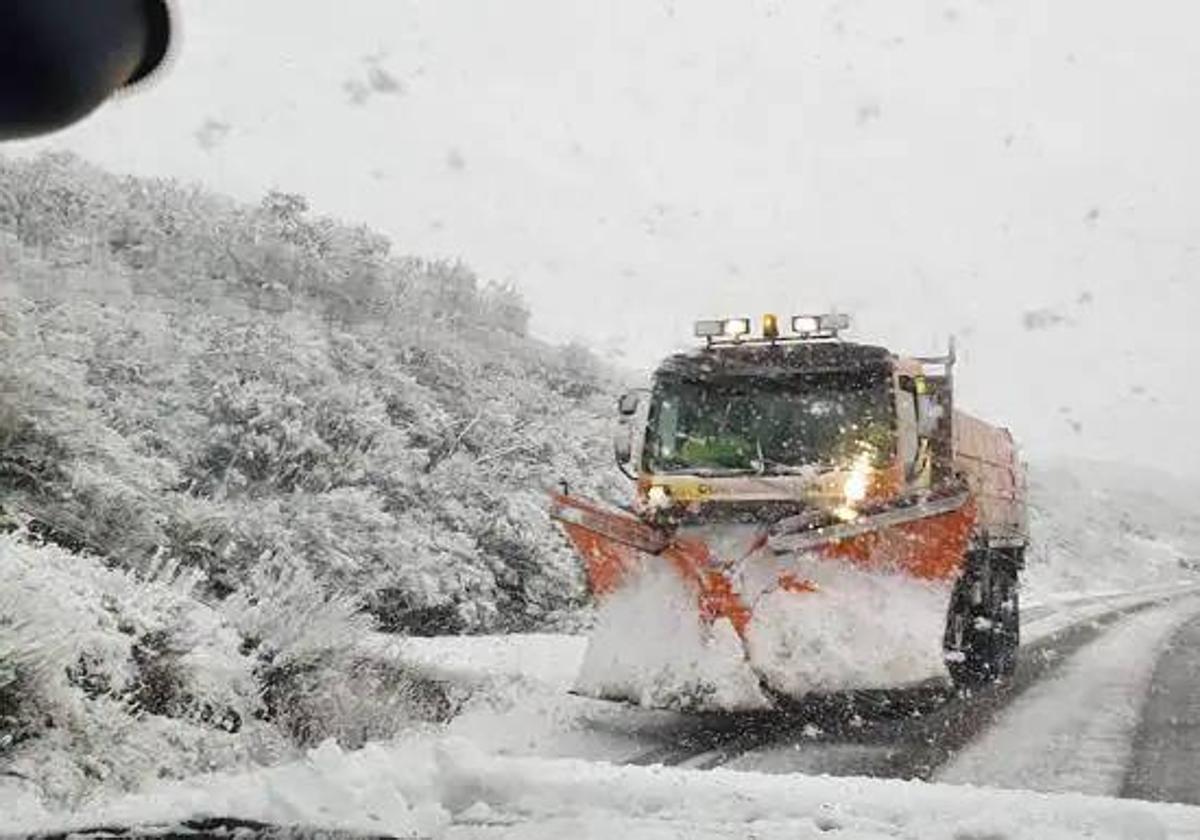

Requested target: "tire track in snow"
[{"left": 626, "top": 685, "right": 952, "bottom": 770}]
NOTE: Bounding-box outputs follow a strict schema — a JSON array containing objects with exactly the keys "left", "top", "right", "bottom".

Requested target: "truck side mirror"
[
  {"left": 614, "top": 388, "right": 647, "bottom": 479},
  {"left": 617, "top": 391, "right": 640, "bottom": 416},
  {"left": 613, "top": 431, "right": 633, "bottom": 465},
  {"left": 613, "top": 424, "right": 641, "bottom": 480}
]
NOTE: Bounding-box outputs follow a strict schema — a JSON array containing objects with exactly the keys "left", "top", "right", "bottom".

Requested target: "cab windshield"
[{"left": 644, "top": 372, "right": 895, "bottom": 476}]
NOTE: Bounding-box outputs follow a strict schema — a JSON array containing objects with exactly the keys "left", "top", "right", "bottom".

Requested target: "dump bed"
[{"left": 952, "top": 410, "right": 1027, "bottom": 546}]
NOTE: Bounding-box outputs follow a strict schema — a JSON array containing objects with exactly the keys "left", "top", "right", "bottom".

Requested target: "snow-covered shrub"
[
  {"left": 0, "top": 532, "right": 286, "bottom": 806},
  {"left": 0, "top": 527, "right": 460, "bottom": 805},
  {"left": 223, "top": 559, "right": 456, "bottom": 749}
]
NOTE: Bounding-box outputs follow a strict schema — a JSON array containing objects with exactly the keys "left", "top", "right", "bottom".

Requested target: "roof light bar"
[
  {"left": 725, "top": 317, "right": 751, "bottom": 337},
  {"left": 792, "top": 315, "right": 819, "bottom": 334},
  {"left": 792, "top": 313, "right": 850, "bottom": 337},
  {"left": 694, "top": 317, "right": 751, "bottom": 340},
  {"left": 697, "top": 312, "right": 851, "bottom": 344},
  {"left": 819, "top": 313, "right": 851, "bottom": 332}
]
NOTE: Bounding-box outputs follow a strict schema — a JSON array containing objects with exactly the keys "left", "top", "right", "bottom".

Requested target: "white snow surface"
[
  {"left": 8, "top": 458, "right": 1200, "bottom": 834},
  {"left": 363, "top": 633, "right": 587, "bottom": 692},
  {"left": 7, "top": 585, "right": 1200, "bottom": 836},
  {"left": 8, "top": 734, "right": 1200, "bottom": 839}
]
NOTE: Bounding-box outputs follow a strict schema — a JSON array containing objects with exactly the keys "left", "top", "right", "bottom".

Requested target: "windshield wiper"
[
  {"left": 760, "top": 464, "right": 818, "bottom": 476},
  {"left": 682, "top": 466, "right": 758, "bottom": 476},
  {"left": 654, "top": 464, "right": 758, "bottom": 476},
  {"left": 755, "top": 459, "right": 839, "bottom": 476}
]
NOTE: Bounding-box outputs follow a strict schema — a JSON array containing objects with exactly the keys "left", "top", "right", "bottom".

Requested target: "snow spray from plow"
[{"left": 551, "top": 314, "right": 1027, "bottom": 710}]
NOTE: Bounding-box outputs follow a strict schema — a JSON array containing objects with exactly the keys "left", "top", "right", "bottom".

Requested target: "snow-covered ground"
[
  {"left": 16, "top": 582, "right": 1195, "bottom": 838},
  {"left": 7, "top": 584, "right": 1200, "bottom": 837},
  {"left": 364, "top": 633, "right": 586, "bottom": 693},
  {"left": 378, "top": 580, "right": 1200, "bottom": 765},
  {"left": 8, "top": 732, "right": 1200, "bottom": 839}
]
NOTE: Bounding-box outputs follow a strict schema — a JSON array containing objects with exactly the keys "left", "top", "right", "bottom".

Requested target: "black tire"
[{"left": 944, "top": 550, "right": 1021, "bottom": 687}]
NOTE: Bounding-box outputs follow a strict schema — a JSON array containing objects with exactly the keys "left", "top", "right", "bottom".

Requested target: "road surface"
[{"left": 533, "top": 587, "right": 1200, "bottom": 807}]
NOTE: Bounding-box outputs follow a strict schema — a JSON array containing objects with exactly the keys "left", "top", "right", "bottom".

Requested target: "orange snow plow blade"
[
  {"left": 769, "top": 491, "right": 976, "bottom": 581},
  {"left": 550, "top": 493, "right": 754, "bottom": 634},
  {"left": 548, "top": 494, "right": 668, "bottom": 595},
  {"left": 550, "top": 491, "right": 976, "bottom": 640},
  {"left": 551, "top": 491, "right": 980, "bottom": 709}
]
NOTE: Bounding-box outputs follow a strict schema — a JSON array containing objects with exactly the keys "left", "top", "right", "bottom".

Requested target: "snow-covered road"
[
  {"left": 938, "top": 594, "right": 1200, "bottom": 796},
  {"left": 379, "top": 582, "right": 1200, "bottom": 783},
  {"left": 645, "top": 586, "right": 1200, "bottom": 782},
  {"left": 8, "top": 583, "right": 1200, "bottom": 838},
  {"left": 19, "top": 734, "right": 1200, "bottom": 840},
  {"left": 1125, "top": 611, "right": 1200, "bottom": 805}
]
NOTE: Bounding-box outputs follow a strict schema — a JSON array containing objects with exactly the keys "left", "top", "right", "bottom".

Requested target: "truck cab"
[{"left": 616, "top": 315, "right": 959, "bottom": 529}]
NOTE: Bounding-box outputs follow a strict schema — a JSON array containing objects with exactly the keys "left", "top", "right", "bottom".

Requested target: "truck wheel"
[{"left": 944, "top": 552, "right": 1020, "bottom": 687}]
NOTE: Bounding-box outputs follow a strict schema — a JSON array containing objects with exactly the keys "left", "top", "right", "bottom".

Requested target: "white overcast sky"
[{"left": 10, "top": 0, "right": 1200, "bottom": 476}]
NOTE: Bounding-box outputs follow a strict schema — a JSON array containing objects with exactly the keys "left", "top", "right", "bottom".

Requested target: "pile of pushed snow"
[
  {"left": 746, "top": 555, "right": 951, "bottom": 696},
  {"left": 1025, "top": 458, "right": 1200, "bottom": 601},
  {"left": 10, "top": 735, "right": 1198, "bottom": 839},
  {"left": 573, "top": 560, "right": 770, "bottom": 710}
]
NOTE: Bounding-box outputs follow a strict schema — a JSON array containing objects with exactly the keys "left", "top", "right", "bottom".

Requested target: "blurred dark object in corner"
[{"left": 0, "top": 0, "right": 173, "bottom": 140}]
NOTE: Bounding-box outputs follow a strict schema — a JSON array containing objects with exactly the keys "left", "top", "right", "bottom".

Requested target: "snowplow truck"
[{"left": 551, "top": 314, "right": 1027, "bottom": 710}]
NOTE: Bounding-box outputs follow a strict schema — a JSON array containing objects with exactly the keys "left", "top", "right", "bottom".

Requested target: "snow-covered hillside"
[
  {"left": 0, "top": 152, "right": 626, "bottom": 637},
  {"left": 0, "top": 152, "right": 626, "bottom": 810},
  {"left": 1025, "top": 458, "right": 1200, "bottom": 600}
]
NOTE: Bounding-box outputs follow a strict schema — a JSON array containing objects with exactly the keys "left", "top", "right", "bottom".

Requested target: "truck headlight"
[
  {"left": 834, "top": 449, "right": 873, "bottom": 521},
  {"left": 647, "top": 484, "right": 672, "bottom": 510}
]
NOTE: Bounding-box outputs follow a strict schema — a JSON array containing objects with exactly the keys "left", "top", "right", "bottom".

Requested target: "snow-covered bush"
[
  {"left": 0, "top": 530, "right": 459, "bottom": 805},
  {"left": 223, "top": 558, "right": 457, "bottom": 750},
  {"left": 0, "top": 531, "right": 284, "bottom": 806}
]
